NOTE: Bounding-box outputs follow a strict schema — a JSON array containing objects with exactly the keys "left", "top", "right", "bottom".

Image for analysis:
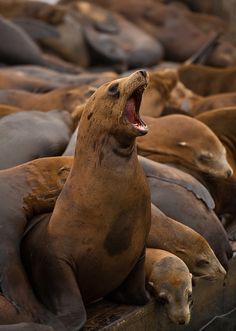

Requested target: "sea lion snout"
[{"left": 225, "top": 167, "right": 233, "bottom": 178}]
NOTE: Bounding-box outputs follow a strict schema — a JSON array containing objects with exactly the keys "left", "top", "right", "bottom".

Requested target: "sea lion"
[
  {"left": 191, "top": 93, "right": 236, "bottom": 116},
  {"left": 20, "top": 71, "right": 151, "bottom": 330},
  {"left": 179, "top": 64, "right": 236, "bottom": 96},
  {"left": 0, "top": 82, "right": 113, "bottom": 113},
  {"left": 0, "top": 110, "right": 73, "bottom": 169},
  {"left": 140, "top": 68, "right": 178, "bottom": 118},
  {"left": 148, "top": 204, "right": 226, "bottom": 280},
  {"left": 69, "top": 0, "right": 224, "bottom": 61},
  {"left": 0, "top": 156, "right": 74, "bottom": 329},
  {"left": 0, "top": 0, "right": 65, "bottom": 25},
  {"left": 196, "top": 108, "right": 236, "bottom": 176},
  {"left": 145, "top": 248, "right": 192, "bottom": 325},
  {"left": 72, "top": 2, "right": 164, "bottom": 68},
  {"left": 137, "top": 115, "right": 233, "bottom": 179},
  {"left": 196, "top": 108, "right": 236, "bottom": 239},
  {"left": 140, "top": 157, "right": 233, "bottom": 270},
  {"left": 0, "top": 70, "right": 62, "bottom": 93},
  {"left": 0, "top": 16, "right": 44, "bottom": 65},
  {"left": 1, "top": 66, "right": 117, "bottom": 87}
]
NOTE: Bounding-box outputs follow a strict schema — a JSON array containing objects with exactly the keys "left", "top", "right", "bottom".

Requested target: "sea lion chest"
[{"left": 27, "top": 159, "right": 150, "bottom": 304}]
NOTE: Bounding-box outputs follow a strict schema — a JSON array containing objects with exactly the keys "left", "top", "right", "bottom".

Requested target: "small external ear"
[{"left": 72, "top": 104, "right": 85, "bottom": 127}]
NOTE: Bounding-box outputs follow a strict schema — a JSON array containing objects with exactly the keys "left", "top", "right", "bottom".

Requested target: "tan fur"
[
  {"left": 146, "top": 248, "right": 192, "bottom": 325},
  {"left": 137, "top": 114, "right": 232, "bottom": 178}
]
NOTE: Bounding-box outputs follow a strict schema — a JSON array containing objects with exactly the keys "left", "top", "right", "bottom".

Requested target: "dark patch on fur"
[{"left": 104, "top": 211, "right": 134, "bottom": 256}]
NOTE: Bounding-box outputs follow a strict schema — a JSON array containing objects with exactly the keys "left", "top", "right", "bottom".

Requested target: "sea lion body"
[
  {"left": 197, "top": 108, "right": 236, "bottom": 239},
  {"left": 179, "top": 64, "right": 236, "bottom": 96},
  {"left": 0, "top": 17, "right": 44, "bottom": 65},
  {"left": 197, "top": 108, "right": 236, "bottom": 175},
  {"left": 0, "top": 110, "right": 73, "bottom": 169},
  {"left": 21, "top": 71, "right": 151, "bottom": 329},
  {"left": 0, "top": 84, "right": 104, "bottom": 113},
  {"left": 191, "top": 93, "right": 236, "bottom": 116},
  {"left": 148, "top": 204, "right": 226, "bottom": 280},
  {"left": 0, "top": 70, "right": 62, "bottom": 93},
  {"left": 1, "top": 66, "right": 117, "bottom": 88},
  {"left": 140, "top": 157, "right": 232, "bottom": 270},
  {"left": 146, "top": 248, "right": 192, "bottom": 325},
  {"left": 0, "top": 156, "right": 73, "bottom": 329},
  {"left": 137, "top": 115, "right": 233, "bottom": 179}
]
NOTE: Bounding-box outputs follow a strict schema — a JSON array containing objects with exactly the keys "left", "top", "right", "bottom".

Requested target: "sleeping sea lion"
[
  {"left": 0, "top": 70, "right": 62, "bottom": 93},
  {"left": 140, "top": 69, "right": 178, "bottom": 118},
  {"left": 179, "top": 64, "right": 236, "bottom": 96},
  {"left": 73, "top": 1, "right": 163, "bottom": 68},
  {"left": 148, "top": 204, "right": 226, "bottom": 280},
  {"left": 20, "top": 71, "right": 151, "bottom": 330},
  {"left": 0, "top": 16, "right": 44, "bottom": 65},
  {"left": 73, "top": 0, "right": 225, "bottom": 64},
  {"left": 191, "top": 92, "right": 236, "bottom": 116},
  {"left": 0, "top": 0, "right": 65, "bottom": 25},
  {"left": 137, "top": 115, "right": 233, "bottom": 179},
  {"left": 145, "top": 248, "right": 193, "bottom": 325},
  {"left": 196, "top": 108, "right": 236, "bottom": 239},
  {"left": 0, "top": 110, "right": 73, "bottom": 169},
  {"left": 0, "top": 83, "right": 112, "bottom": 113},
  {"left": 196, "top": 108, "right": 236, "bottom": 176},
  {"left": 140, "top": 157, "right": 232, "bottom": 270},
  {"left": 1, "top": 66, "right": 117, "bottom": 87}
]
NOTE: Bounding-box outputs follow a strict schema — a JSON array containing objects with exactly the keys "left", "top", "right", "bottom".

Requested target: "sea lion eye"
[
  {"left": 196, "top": 259, "right": 210, "bottom": 267},
  {"left": 108, "top": 83, "right": 120, "bottom": 98},
  {"left": 199, "top": 152, "right": 213, "bottom": 161},
  {"left": 158, "top": 292, "right": 169, "bottom": 304},
  {"left": 188, "top": 292, "right": 193, "bottom": 302}
]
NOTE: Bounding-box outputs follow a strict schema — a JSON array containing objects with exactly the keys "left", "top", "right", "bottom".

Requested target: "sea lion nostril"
[
  {"left": 178, "top": 319, "right": 186, "bottom": 325},
  {"left": 226, "top": 168, "right": 233, "bottom": 178},
  {"left": 139, "top": 70, "right": 147, "bottom": 78}
]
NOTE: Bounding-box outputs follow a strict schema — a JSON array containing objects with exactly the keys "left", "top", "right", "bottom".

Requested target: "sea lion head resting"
[
  {"left": 146, "top": 249, "right": 192, "bottom": 325},
  {"left": 75, "top": 70, "right": 149, "bottom": 159},
  {"left": 138, "top": 115, "right": 233, "bottom": 179},
  {"left": 149, "top": 205, "right": 226, "bottom": 280}
]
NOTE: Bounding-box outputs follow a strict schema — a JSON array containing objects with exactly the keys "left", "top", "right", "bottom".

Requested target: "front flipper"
[
  {"left": 107, "top": 251, "right": 150, "bottom": 305},
  {"left": 27, "top": 253, "right": 86, "bottom": 331}
]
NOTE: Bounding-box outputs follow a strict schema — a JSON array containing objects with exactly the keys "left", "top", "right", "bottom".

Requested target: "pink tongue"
[{"left": 125, "top": 97, "right": 138, "bottom": 124}]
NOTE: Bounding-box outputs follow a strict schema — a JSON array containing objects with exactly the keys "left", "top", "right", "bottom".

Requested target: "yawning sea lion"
[{"left": 21, "top": 71, "right": 151, "bottom": 330}]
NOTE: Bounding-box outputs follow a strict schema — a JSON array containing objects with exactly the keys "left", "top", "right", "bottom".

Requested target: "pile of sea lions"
[{"left": 0, "top": 0, "right": 236, "bottom": 330}]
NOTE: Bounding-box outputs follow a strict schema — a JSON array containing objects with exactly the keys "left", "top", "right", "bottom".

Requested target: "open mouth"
[{"left": 124, "top": 85, "right": 148, "bottom": 135}]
